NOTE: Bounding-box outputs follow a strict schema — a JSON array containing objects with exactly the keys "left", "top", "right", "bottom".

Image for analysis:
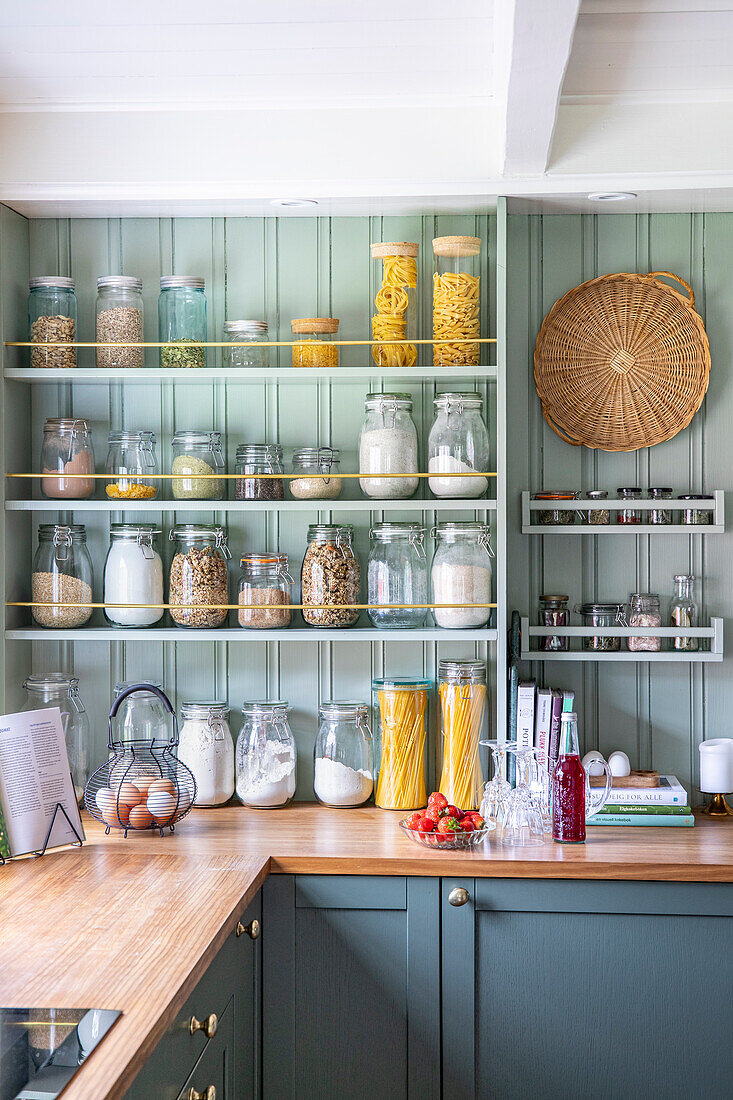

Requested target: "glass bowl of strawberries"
[{"left": 399, "top": 791, "right": 494, "bottom": 850}]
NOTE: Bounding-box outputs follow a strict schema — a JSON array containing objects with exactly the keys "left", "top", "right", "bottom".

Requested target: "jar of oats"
[
  {"left": 31, "top": 524, "right": 94, "bottom": 629},
  {"left": 301, "top": 523, "right": 360, "bottom": 628},
  {"left": 168, "top": 524, "right": 231, "bottom": 629},
  {"left": 28, "top": 277, "right": 77, "bottom": 368},
  {"left": 96, "top": 276, "right": 144, "bottom": 368}
]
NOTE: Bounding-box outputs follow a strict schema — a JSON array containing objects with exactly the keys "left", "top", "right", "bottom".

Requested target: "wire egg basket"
[{"left": 84, "top": 683, "right": 196, "bottom": 837}]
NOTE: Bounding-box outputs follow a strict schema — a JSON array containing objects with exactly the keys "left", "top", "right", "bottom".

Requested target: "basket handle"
[
  {"left": 541, "top": 407, "right": 582, "bottom": 447},
  {"left": 108, "top": 682, "right": 178, "bottom": 747},
  {"left": 647, "top": 271, "right": 695, "bottom": 309}
]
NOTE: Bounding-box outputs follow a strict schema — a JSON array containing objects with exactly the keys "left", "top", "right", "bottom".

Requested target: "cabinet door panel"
[{"left": 177, "top": 996, "right": 235, "bottom": 1100}]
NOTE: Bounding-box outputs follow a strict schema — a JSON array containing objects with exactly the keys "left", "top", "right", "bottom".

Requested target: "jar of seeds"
[
  {"left": 679, "top": 494, "right": 715, "bottom": 525},
  {"left": 96, "top": 276, "right": 143, "bottom": 368},
  {"left": 538, "top": 594, "right": 569, "bottom": 651},
  {"left": 171, "top": 430, "right": 225, "bottom": 500},
  {"left": 575, "top": 603, "right": 625, "bottom": 652},
  {"left": 235, "top": 444, "right": 284, "bottom": 500},
  {"left": 290, "top": 447, "right": 342, "bottom": 500},
  {"left": 158, "top": 276, "right": 207, "bottom": 367},
  {"left": 301, "top": 523, "right": 360, "bottom": 628},
  {"left": 648, "top": 487, "right": 673, "bottom": 524},
  {"left": 222, "top": 320, "right": 269, "bottom": 368},
  {"left": 168, "top": 524, "right": 230, "bottom": 629},
  {"left": 32, "top": 524, "right": 94, "bottom": 629},
  {"left": 238, "top": 553, "right": 292, "bottom": 630},
  {"left": 579, "top": 490, "right": 610, "bottom": 525},
  {"left": 627, "top": 593, "right": 662, "bottom": 652},
  {"left": 28, "top": 277, "right": 77, "bottom": 368}
]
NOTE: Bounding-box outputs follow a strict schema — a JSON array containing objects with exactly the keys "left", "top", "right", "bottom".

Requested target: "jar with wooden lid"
[
  {"left": 370, "top": 241, "right": 418, "bottom": 367},
  {"left": 291, "top": 317, "right": 339, "bottom": 368},
  {"left": 432, "top": 236, "right": 481, "bottom": 366},
  {"left": 28, "top": 276, "right": 77, "bottom": 368},
  {"left": 40, "top": 418, "right": 95, "bottom": 500}
]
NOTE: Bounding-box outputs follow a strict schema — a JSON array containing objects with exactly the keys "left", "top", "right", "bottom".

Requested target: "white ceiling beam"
[{"left": 494, "top": 0, "right": 582, "bottom": 176}]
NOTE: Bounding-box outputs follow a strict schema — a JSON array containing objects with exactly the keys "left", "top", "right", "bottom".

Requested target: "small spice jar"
[
  {"left": 301, "top": 523, "right": 360, "bottom": 628},
  {"left": 579, "top": 490, "right": 610, "bottom": 525},
  {"left": 359, "top": 392, "right": 419, "bottom": 500},
  {"left": 670, "top": 574, "right": 698, "bottom": 652},
  {"left": 158, "top": 276, "right": 207, "bottom": 367},
  {"left": 538, "top": 594, "right": 569, "bottom": 651},
  {"left": 105, "top": 430, "right": 158, "bottom": 500},
  {"left": 32, "top": 524, "right": 94, "bottom": 629},
  {"left": 177, "top": 702, "right": 234, "bottom": 807},
  {"left": 28, "top": 276, "right": 77, "bottom": 368},
  {"left": 96, "top": 276, "right": 143, "bottom": 369},
  {"left": 104, "top": 524, "right": 164, "bottom": 628},
  {"left": 617, "top": 487, "right": 641, "bottom": 524},
  {"left": 168, "top": 523, "right": 230, "bottom": 629},
  {"left": 648, "top": 487, "right": 673, "bottom": 525},
  {"left": 575, "top": 602, "right": 625, "bottom": 652},
  {"left": 171, "top": 430, "right": 225, "bottom": 501},
  {"left": 238, "top": 553, "right": 292, "bottom": 629},
  {"left": 367, "top": 522, "right": 427, "bottom": 629},
  {"left": 289, "top": 447, "right": 342, "bottom": 500},
  {"left": 428, "top": 392, "right": 490, "bottom": 499},
  {"left": 679, "top": 494, "right": 715, "bottom": 525},
  {"left": 40, "top": 418, "right": 95, "bottom": 500},
  {"left": 291, "top": 317, "right": 339, "bottom": 368},
  {"left": 235, "top": 701, "right": 296, "bottom": 808},
  {"left": 235, "top": 443, "right": 284, "bottom": 501},
  {"left": 222, "top": 320, "right": 269, "bottom": 368},
  {"left": 370, "top": 241, "right": 418, "bottom": 367},
  {"left": 533, "top": 490, "right": 578, "bottom": 526},
  {"left": 627, "top": 593, "right": 662, "bottom": 652},
  {"left": 431, "top": 521, "right": 493, "bottom": 629},
  {"left": 314, "top": 702, "right": 374, "bottom": 808},
  {"left": 372, "top": 678, "right": 430, "bottom": 809},
  {"left": 432, "top": 236, "right": 481, "bottom": 366}
]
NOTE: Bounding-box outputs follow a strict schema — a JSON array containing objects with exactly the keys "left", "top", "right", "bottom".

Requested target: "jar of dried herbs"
[
  {"left": 28, "top": 276, "right": 77, "bottom": 368},
  {"left": 235, "top": 444, "right": 284, "bottom": 501},
  {"left": 679, "top": 494, "right": 714, "bottom": 525},
  {"left": 158, "top": 276, "right": 207, "bottom": 368},
  {"left": 96, "top": 276, "right": 143, "bottom": 368},
  {"left": 648, "top": 487, "right": 673, "bottom": 525},
  {"left": 579, "top": 490, "right": 610, "bottom": 525},
  {"left": 533, "top": 490, "right": 578, "bottom": 525},
  {"left": 575, "top": 602, "right": 625, "bottom": 652}
]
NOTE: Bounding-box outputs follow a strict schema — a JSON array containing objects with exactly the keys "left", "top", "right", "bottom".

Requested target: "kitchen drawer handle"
[
  {"left": 448, "top": 887, "right": 470, "bottom": 907},
  {"left": 188, "top": 1087, "right": 216, "bottom": 1100},
  {"left": 236, "top": 918, "right": 260, "bottom": 939},
  {"left": 189, "top": 1013, "right": 217, "bottom": 1039}
]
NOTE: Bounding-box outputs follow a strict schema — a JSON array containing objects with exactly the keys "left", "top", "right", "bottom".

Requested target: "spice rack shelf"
[
  {"left": 5, "top": 498, "right": 498, "bottom": 514},
  {"left": 5, "top": 626, "right": 499, "bottom": 643},
  {"left": 3, "top": 366, "right": 499, "bottom": 386},
  {"left": 520, "top": 490, "right": 724, "bottom": 533},
  {"left": 519, "top": 616, "right": 724, "bottom": 662}
]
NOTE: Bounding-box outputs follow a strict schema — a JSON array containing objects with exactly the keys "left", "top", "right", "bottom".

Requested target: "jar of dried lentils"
[
  {"left": 291, "top": 318, "right": 339, "bottom": 368},
  {"left": 301, "top": 523, "right": 360, "bottom": 628},
  {"left": 235, "top": 444, "right": 284, "bottom": 501},
  {"left": 238, "top": 553, "right": 292, "bottom": 630},
  {"left": 168, "top": 524, "right": 230, "bottom": 629}
]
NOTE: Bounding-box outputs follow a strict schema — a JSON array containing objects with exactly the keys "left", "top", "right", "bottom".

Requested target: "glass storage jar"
[
  {"left": 22, "top": 674, "right": 90, "bottom": 804},
  {"left": 534, "top": 490, "right": 578, "bottom": 525},
  {"left": 291, "top": 317, "right": 339, "bottom": 368},
  {"left": 168, "top": 523, "right": 230, "bottom": 629},
  {"left": 235, "top": 701, "right": 296, "bottom": 808},
  {"left": 301, "top": 523, "right": 360, "bottom": 628},
  {"left": 238, "top": 553, "right": 292, "bottom": 629},
  {"left": 367, "top": 522, "right": 427, "bottom": 629},
  {"left": 538, "top": 594, "right": 569, "bottom": 652},
  {"left": 628, "top": 592, "right": 662, "bottom": 652},
  {"left": 222, "top": 319, "right": 269, "bottom": 368},
  {"left": 105, "top": 430, "right": 158, "bottom": 500},
  {"left": 158, "top": 275, "right": 207, "bottom": 368},
  {"left": 112, "top": 680, "right": 168, "bottom": 744},
  {"left": 235, "top": 443, "right": 284, "bottom": 501},
  {"left": 575, "top": 602, "right": 625, "bottom": 652},
  {"left": 372, "top": 678, "right": 430, "bottom": 810},
  {"left": 28, "top": 276, "right": 77, "bottom": 368},
  {"left": 432, "top": 235, "right": 481, "bottom": 366},
  {"left": 579, "top": 490, "right": 610, "bottom": 525},
  {"left": 359, "top": 392, "right": 419, "bottom": 500},
  {"left": 40, "top": 417, "right": 95, "bottom": 500},
  {"left": 289, "top": 447, "right": 342, "bottom": 500},
  {"left": 428, "top": 392, "right": 490, "bottom": 498},
  {"left": 431, "top": 521, "right": 493, "bottom": 629},
  {"left": 370, "top": 241, "right": 418, "bottom": 367},
  {"left": 648, "top": 487, "right": 673, "bottom": 525},
  {"left": 178, "top": 702, "right": 234, "bottom": 807},
  {"left": 96, "top": 276, "right": 143, "bottom": 368},
  {"left": 171, "top": 430, "right": 225, "bottom": 501},
  {"left": 438, "top": 659, "right": 487, "bottom": 810},
  {"left": 104, "top": 524, "right": 164, "bottom": 627},
  {"left": 679, "top": 494, "right": 714, "bottom": 525},
  {"left": 314, "top": 701, "right": 373, "bottom": 807},
  {"left": 617, "top": 486, "right": 641, "bottom": 524},
  {"left": 670, "top": 574, "right": 698, "bottom": 652},
  {"left": 32, "top": 524, "right": 94, "bottom": 629}
]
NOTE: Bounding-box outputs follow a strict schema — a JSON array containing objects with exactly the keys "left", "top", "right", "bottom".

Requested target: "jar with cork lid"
[
  {"left": 291, "top": 317, "right": 339, "bottom": 368},
  {"left": 432, "top": 236, "right": 481, "bottom": 366},
  {"left": 370, "top": 241, "right": 418, "bottom": 367}
]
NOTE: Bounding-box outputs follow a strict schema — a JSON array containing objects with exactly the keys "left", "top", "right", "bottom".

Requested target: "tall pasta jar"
[
  {"left": 222, "top": 320, "right": 269, "bottom": 368},
  {"left": 314, "top": 702, "right": 374, "bottom": 808},
  {"left": 438, "top": 659, "right": 488, "bottom": 810},
  {"left": 370, "top": 241, "right": 418, "bottom": 367},
  {"left": 105, "top": 430, "right": 158, "bottom": 500},
  {"left": 22, "top": 675, "right": 90, "bottom": 804},
  {"left": 428, "top": 392, "right": 489, "bottom": 498},
  {"left": 432, "top": 236, "right": 481, "bottom": 366},
  {"left": 96, "top": 276, "right": 143, "bottom": 368},
  {"left": 367, "top": 522, "right": 427, "bottom": 629},
  {"left": 431, "top": 521, "right": 493, "bottom": 629},
  {"left": 291, "top": 317, "right": 339, "bottom": 368},
  {"left": 31, "top": 524, "right": 94, "bottom": 629},
  {"left": 40, "top": 418, "right": 95, "bottom": 500},
  {"left": 372, "top": 678, "right": 430, "bottom": 810},
  {"left": 301, "top": 523, "right": 360, "bottom": 628},
  {"left": 168, "top": 523, "right": 230, "bottom": 629},
  {"left": 235, "top": 701, "right": 297, "bottom": 808},
  {"left": 171, "top": 430, "right": 225, "bottom": 501},
  {"left": 158, "top": 276, "right": 207, "bottom": 368},
  {"left": 359, "top": 392, "right": 419, "bottom": 500},
  {"left": 29, "top": 276, "right": 77, "bottom": 368}
]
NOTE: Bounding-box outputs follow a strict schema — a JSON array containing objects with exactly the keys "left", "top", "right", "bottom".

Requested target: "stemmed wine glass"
[
  {"left": 479, "top": 739, "right": 514, "bottom": 826},
  {"left": 499, "top": 745, "right": 546, "bottom": 846}
]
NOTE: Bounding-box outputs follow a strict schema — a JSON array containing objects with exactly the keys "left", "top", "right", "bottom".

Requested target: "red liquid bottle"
[{"left": 552, "top": 711, "right": 586, "bottom": 843}]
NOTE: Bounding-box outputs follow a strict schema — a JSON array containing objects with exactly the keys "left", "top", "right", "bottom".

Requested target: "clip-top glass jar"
[
  {"left": 238, "top": 553, "right": 292, "bottom": 630},
  {"left": 105, "top": 430, "right": 158, "bottom": 500},
  {"left": 168, "top": 523, "right": 230, "bottom": 629},
  {"left": 40, "top": 417, "right": 95, "bottom": 500},
  {"left": 290, "top": 447, "right": 342, "bottom": 500},
  {"left": 235, "top": 443, "right": 284, "bottom": 501},
  {"left": 431, "top": 521, "right": 493, "bottom": 629},
  {"left": 367, "top": 522, "right": 427, "bottom": 629},
  {"left": 158, "top": 276, "right": 207, "bottom": 368},
  {"left": 171, "top": 430, "right": 225, "bottom": 500},
  {"left": 96, "top": 276, "right": 143, "bottom": 368},
  {"left": 432, "top": 236, "right": 481, "bottom": 366},
  {"left": 104, "top": 524, "right": 164, "bottom": 628},
  {"left": 32, "top": 524, "right": 94, "bottom": 629},
  {"left": 22, "top": 674, "right": 90, "bottom": 804},
  {"left": 370, "top": 241, "right": 418, "bottom": 367},
  {"left": 359, "top": 392, "right": 419, "bottom": 500},
  {"left": 534, "top": 490, "right": 578, "bottom": 525},
  {"left": 29, "top": 276, "right": 77, "bottom": 368},
  {"left": 575, "top": 603, "right": 625, "bottom": 652},
  {"left": 235, "top": 701, "right": 296, "bottom": 808},
  {"left": 291, "top": 317, "right": 339, "bottom": 368},
  {"left": 112, "top": 680, "right": 168, "bottom": 744},
  {"left": 178, "top": 702, "right": 234, "bottom": 807},
  {"left": 539, "top": 594, "right": 569, "bottom": 652},
  {"left": 428, "top": 392, "right": 489, "bottom": 498},
  {"left": 628, "top": 592, "right": 661, "bottom": 652},
  {"left": 222, "top": 320, "right": 269, "bottom": 368},
  {"left": 302, "top": 523, "right": 360, "bottom": 628},
  {"left": 314, "top": 702, "right": 374, "bottom": 807},
  {"left": 438, "top": 659, "right": 488, "bottom": 811},
  {"left": 372, "top": 678, "right": 430, "bottom": 810}
]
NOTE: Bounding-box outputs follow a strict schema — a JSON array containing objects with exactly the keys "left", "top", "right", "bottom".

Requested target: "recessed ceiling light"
[
  {"left": 587, "top": 191, "right": 637, "bottom": 203},
  {"left": 271, "top": 199, "right": 319, "bottom": 208}
]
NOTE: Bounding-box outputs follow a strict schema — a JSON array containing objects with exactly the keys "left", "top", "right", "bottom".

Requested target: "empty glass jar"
[
  {"left": 289, "top": 447, "right": 342, "bottom": 501},
  {"left": 222, "top": 320, "right": 269, "bottom": 368},
  {"left": 40, "top": 417, "right": 95, "bottom": 500},
  {"left": 171, "top": 430, "right": 225, "bottom": 501},
  {"left": 168, "top": 524, "right": 230, "bottom": 629},
  {"left": 359, "top": 392, "right": 418, "bottom": 500},
  {"left": 367, "top": 522, "right": 427, "bottom": 629},
  {"left": 22, "top": 674, "right": 90, "bottom": 804},
  {"left": 428, "top": 392, "right": 490, "bottom": 498},
  {"left": 112, "top": 680, "right": 168, "bottom": 744},
  {"left": 238, "top": 553, "right": 292, "bottom": 630},
  {"left": 314, "top": 702, "right": 374, "bottom": 807},
  {"left": 538, "top": 594, "right": 569, "bottom": 652},
  {"left": 301, "top": 523, "right": 360, "bottom": 628},
  {"left": 96, "top": 276, "right": 143, "bottom": 368},
  {"left": 432, "top": 235, "right": 481, "bottom": 366},
  {"left": 158, "top": 276, "right": 207, "bottom": 367},
  {"left": 291, "top": 318, "right": 339, "bottom": 367},
  {"left": 235, "top": 701, "right": 296, "bottom": 808},
  {"left": 235, "top": 443, "right": 284, "bottom": 501},
  {"left": 105, "top": 430, "right": 158, "bottom": 500},
  {"left": 32, "top": 524, "right": 94, "bottom": 629},
  {"left": 29, "top": 276, "right": 77, "bottom": 368},
  {"left": 431, "top": 521, "right": 493, "bottom": 629}
]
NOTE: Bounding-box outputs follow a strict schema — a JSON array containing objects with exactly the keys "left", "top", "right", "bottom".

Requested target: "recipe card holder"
[{"left": 0, "top": 802, "right": 84, "bottom": 865}]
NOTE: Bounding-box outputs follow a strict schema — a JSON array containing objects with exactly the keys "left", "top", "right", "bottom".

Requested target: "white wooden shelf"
[
  {"left": 519, "top": 616, "right": 724, "bottom": 663},
  {"left": 5, "top": 626, "right": 499, "bottom": 643},
  {"left": 3, "top": 365, "right": 498, "bottom": 385},
  {"left": 5, "top": 498, "right": 498, "bottom": 514},
  {"left": 520, "top": 490, "right": 724, "bottom": 533}
]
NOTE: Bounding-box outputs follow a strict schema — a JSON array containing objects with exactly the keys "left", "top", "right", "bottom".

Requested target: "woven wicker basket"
[{"left": 533, "top": 271, "right": 711, "bottom": 452}]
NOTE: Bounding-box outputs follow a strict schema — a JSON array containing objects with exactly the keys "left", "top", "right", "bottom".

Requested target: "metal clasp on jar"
[
  {"left": 214, "top": 528, "right": 232, "bottom": 559},
  {"left": 52, "top": 525, "right": 73, "bottom": 562},
  {"left": 68, "top": 682, "right": 86, "bottom": 714},
  {"left": 409, "top": 528, "right": 427, "bottom": 560},
  {"left": 137, "top": 528, "right": 155, "bottom": 560}
]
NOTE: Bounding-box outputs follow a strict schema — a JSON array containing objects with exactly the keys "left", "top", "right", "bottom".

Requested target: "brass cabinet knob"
[
  {"left": 188, "top": 1088, "right": 216, "bottom": 1100},
  {"left": 189, "top": 1013, "right": 217, "bottom": 1039},
  {"left": 448, "top": 886, "right": 470, "bottom": 907},
  {"left": 236, "top": 917, "right": 260, "bottom": 939}
]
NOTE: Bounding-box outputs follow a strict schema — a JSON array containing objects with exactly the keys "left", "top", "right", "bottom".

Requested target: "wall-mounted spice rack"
[
  {"left": 520, "top": 490, "right": 724, "bottom": 534},
  {"left": 519, "top": 616, "right": 724, "bottom": 662}
]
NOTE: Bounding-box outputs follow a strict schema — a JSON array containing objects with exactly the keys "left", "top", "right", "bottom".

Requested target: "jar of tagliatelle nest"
[
  {"left": 291, "top": 317, "right": 339, "bottom": 368},
  {"left": 432, "top": 236, "right": 481, "bottom": 366},
  {"left": 370, "top": 241, "right": 418, "bottom": 367}
]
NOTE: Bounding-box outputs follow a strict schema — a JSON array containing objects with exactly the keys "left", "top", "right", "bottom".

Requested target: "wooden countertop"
[{"left": 2, "top": 805, "right": 732, "bottom": 1100}]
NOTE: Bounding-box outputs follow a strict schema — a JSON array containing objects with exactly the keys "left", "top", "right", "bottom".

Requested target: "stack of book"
[
  {"left": 589, "top": 776, "right": 694, "bottom": 827},
  {"left": 517, "top": 680, "right": 575, "bottom": 771}
]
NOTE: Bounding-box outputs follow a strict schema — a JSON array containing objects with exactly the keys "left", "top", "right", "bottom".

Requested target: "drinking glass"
[
  {"left": 499, "top": 746, "right": 546, "bottom": 846},
  {"left": 479, "top": 739, "right": 513, "bottom": 825}
]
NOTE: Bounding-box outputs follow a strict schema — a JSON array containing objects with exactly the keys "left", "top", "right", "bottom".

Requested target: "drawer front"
[{"left": 176, "top": 997, "right": 235, "bottom": 1100}]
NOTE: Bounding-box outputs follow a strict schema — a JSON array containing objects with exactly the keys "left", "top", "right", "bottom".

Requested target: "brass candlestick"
[{"left": 702, "top": 792, "right": 733, "bottom": 816}]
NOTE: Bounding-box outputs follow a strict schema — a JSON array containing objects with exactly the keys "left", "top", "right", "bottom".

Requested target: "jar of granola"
[
  {"left": 168, "top": 524, "right": 230, "bottom": 629},
  {"left": 301, "top": 523, "right": 360, "bottom": 628}
]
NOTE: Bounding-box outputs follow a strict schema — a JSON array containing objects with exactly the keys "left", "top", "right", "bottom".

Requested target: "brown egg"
[
  {"left": 101, "top": 801, "right": 130, "bottom": 828},
  {"left": 133, "top": 774, "right": 157, "bottom": 797},
  {"left": 117, "top": 781, "right": 142, "bottom": 808},
  {"left": 148, "top": 778, "right": 175, "bottom": 798},
  {"left": 128, "top": 803, "right": 153, "bottom": 829}
]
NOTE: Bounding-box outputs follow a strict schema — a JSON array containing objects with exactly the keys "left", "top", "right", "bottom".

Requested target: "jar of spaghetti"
[
  {"left": 372, "top": 677, "right": 430, "bottom": 810},
  {"left": 291, "top": 317, "right": 339, "bottom": 368},
  {"left": 370, "top": 241, "right": 418, "bottom": 367},
  {"left": 438, "top": 659, "right": 487, "bottom": 810},
  {"left": 432, "top": 235, "right": 481, "bottom": 366}
]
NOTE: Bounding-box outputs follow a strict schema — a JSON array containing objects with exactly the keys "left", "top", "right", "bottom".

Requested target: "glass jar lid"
[
  {"left": 38, "top": 522, "right": 87, "bottom": 542},
  {"left": 235, "top": 443, "right": 283, "bottom": 461},
  {"left": 433, "top": 392, "right": 483, "bottom": 410},
  {"left": 169, "top": 524, "right": 230, "bottom": 556},
  {"left": 107, "top": 429, "right": 156, "bottom": 445},
  {"left": 318, "top": 700, "right": 370, "bottom": 720},
  {"left": 97, "top": 275, "right": 142, "bottom": 291},
  {"left": 678, "top": 494, "right": 714, "bottom": 500},
  {"left": 307, "top": 522, "right": 353, "bottom": 541},
  {"left": 370, "top": 521, "right": 425, "bottom": 541},
  {"left": 438, "top": 659, "right": 486, "bottom": 683},
  {"left": 241, "top": 700, "right": 289, "bottom": 716},
  {"left": 617, "top": 486, "right": 641, "bottom": 494},
  {"left": 240, "top": 552, "right": 289, "bottom": 572},
  {"left": 224, "top": 319, "right": 268, "bottom": 334},
  {"left": 24, "top": 673, "right": 79, "bottom": 693},
  {"left": 110, "top": 523, "right": 161, "bottom": 540},
  {"left": 114, "top": 679, "right": 162, "bottom": 697},
  {"left": 160, "top": 276, "right": 204, "bottom": 290},
  {"left": 43, "top": 417, "right": 91, "bottom": 434},
  {"left": 30, "top": 276, "right": 75, "bottom": 290},
  {"left": 577, "top": 602, "right": 626, "bottom": 615},
  {"left": 372, "top": 677, "right": 431, "bottom": 691},
  {"left": 585, "top": 490, "right": 608, "bottom": 500},
  {"left": 172, "top": 430, "right": 222, "bottom": 446},
  {"left": 181, "top": 701, "right": 230, "bottom": 720},
  {"left": 434, "top": 520, "right": 491, "bottom": 538},
  {"left": 290, "top": 317, "right": 339, "bottom": 334},
  {"left": 629, "top": 592, "right": 659, "bottom": 601},
  {"left": 539, "top": 593, "right": 569, "bottom": 603},
  {"left": 364, "top": 392, "right": 413, "bottom": 410},
  {"left": 370, "top": 241, "right": 419, "bottom": 258},
  {"left": 292, "top": 446, "right": 339, "bottom": 466},
  {"left": 673, "top": 574, "right": 695, "bottom": 583}
]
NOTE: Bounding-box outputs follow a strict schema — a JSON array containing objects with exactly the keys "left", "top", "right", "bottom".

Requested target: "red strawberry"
[
  {"left": 459, "top": 818, "right": 475, "bottom": 832},
  {"left": 428, "top": 792, "right": 448, "bottom": 812},
  {"left": 416, "top": 816, "right": 435, "bottom": 833},
  {"left": 405, "top": 812, "right": 424, "bottom": 830},
  {"left": 436, "top": 815, "right": 461, "bottom": 834},
  {"left": 467, "top": 812, "right": 485, "bottom": 829},
  {"left": 442, "top": 804, "right": 460, "bottom": 819},
  {"left": 424, "top": 806, "right": 442, "bottom": 825}
]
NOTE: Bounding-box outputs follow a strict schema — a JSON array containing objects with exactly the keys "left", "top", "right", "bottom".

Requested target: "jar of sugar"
[
  {"left": 104, "top": 524, "right": 164, "bottom": 628},
  {"left": 314, "top": 702, "right": 373, "bottom": 808},
  {"left": 431, "top": 521, "right": 493, "bottom": 629},
  {"left": 427, "top": 393, "right": 489, "bottom": 499}
]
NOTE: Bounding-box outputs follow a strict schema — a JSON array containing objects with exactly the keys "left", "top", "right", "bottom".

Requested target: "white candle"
[{"left": 699, "top": 738, "right": 733, "bottom": 793}]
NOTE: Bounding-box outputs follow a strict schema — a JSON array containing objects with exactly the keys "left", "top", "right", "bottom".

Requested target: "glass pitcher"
[
  {"left": 22, "top": 674, "right": 90, "bottom": 805},
  {"left": 552, "top": 712, "right": 612, "bottom": 843}
]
